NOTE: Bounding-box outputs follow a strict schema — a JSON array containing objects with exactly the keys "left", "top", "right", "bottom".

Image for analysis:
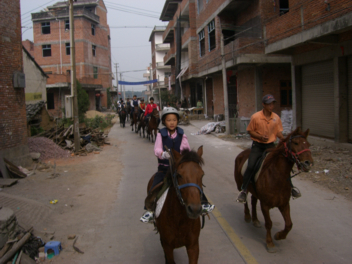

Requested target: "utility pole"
[
  {"left": 120, "top": 72, "right": 122, "bottom": 100},
  {"left": 69, "top": 0, "right": 80, "bottom": 151},
  {"left": 114, "top": 63, "right": 119, "bottom": 98},
  {"left": 221, "top": 34, "right": 230, "bottom": 135}
]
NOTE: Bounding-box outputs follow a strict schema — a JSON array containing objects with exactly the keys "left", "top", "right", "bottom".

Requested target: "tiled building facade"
[{"left": 30, "top": 0, "right": 112, "bottom": 117}]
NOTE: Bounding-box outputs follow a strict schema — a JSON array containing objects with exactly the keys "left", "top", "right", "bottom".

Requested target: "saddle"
[
  {"left": 145, "top": 175, "right": 171, "bottom": 212},
  {"left": 241, "top": 152, "right": 269, "bottom": 183}
]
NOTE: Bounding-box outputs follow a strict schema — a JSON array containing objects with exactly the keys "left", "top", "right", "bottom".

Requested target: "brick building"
[
  {"left": 265, "top": 0, "right": 352, "bottom": 143},
  {"left": 149, "top": 26, "right": 171, "bottom": 106},
  {"left": 159, "top": 0, "right": 292, "bottom": 133},
  {"left": 30, "top": 0, "right": 112, "bottom": 117},
  {"left": 0, "top": 0, "right": 32, "bottom": 174}
]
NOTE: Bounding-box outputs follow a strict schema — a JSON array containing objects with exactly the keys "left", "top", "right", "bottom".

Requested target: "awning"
[{"left": 176, "top": 66, "right": 188, "bottom": 79}]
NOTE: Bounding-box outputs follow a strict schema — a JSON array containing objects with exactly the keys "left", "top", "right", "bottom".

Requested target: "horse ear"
[
  {"left": 197, "top": 145, "right": 203, "bottom": 158},
  {"left": 304, "top": 128, "right": 310, "bottom": 138},
  {"left": 171, "top": 149, "right": 181, "bottom": 162},
  {"left": 295, "top": 127, "right": 301, "bottom": 133}
]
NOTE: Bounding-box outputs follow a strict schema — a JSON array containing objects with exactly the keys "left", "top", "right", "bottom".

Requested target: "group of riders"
[{"left": 117, "top": 95, "right": 159, "bottom": 128}]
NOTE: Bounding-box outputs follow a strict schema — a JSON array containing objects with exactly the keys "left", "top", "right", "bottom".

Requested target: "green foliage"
[
  {"left": 107, "top": 87, "right": 112, "bottom": 109},
  {"left": 84, "top": 114, "right": 115, "bottom": 130},
  {"left": 59, "top": 117, "right": 73, "bottom": 128},
  {"left": 77, "top": 80, "right": 90, "bottom": 123},
  {"left": 160, "top": 90, "right": 178, "bottom": 108},
  {"left": 30, "top": 126, "right": 44, "bottom": 136}
]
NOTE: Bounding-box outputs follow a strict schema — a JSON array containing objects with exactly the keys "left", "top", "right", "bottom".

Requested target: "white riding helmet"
[{"left": 161, "top": 107, "right": 180, "bottom": 121}]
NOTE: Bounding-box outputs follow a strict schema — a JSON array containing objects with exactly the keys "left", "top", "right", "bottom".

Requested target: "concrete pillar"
[
  {"left": 292, "top": 65, "right": 302, "bottom": 130},
  {"left": 334, "top": 57, "right": 348, "bottom": 142},
  {"left": 254, "top": 66, "right": 263, "bottom": 112}
]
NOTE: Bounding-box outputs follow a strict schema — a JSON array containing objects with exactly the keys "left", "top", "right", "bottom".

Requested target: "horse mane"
[
  {"left": 262, "top": 128, "right": 306, "bottom": 170},
  {"left": 178, "top": 149, "right": 204, "bottom": 166}
]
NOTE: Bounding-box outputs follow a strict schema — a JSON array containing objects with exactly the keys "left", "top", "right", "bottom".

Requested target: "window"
[
  {"left": 93, "top": 67, "right": 98, "bottom": 79},
  {"left": 47, "top": 93, "right": 55, "bottom": 109},
  {"left": 65, "top": 20, "right": 70, "bottom": 30},
  {"left": 42, "top": 45, "right": 51, "bottom": 57},
  {"left": 280, "top": 81, "right": 292, "bottom": 107},
  {"left": 279, "top": 0, "right": 289, "bottom": 16},
  {"left": 208, "top": 20, "right": 216, "bottom": 51},
  {"left": 44, "top": 71, "right": 52, "bottom": 75},
  {"left": 67, "top": 70, "right": 71, "bottom": 75},
  {"left": 223, "top": 30, "right": 235, "bottom": 45},
  {"left": 41, "top": 22, "right": 50, "bottom": 34},
  {"left": 91, "top": 24, "right": 95, "bottom": 35},
  {"left": 197, "top": 0, "right": 204, "bottom": 14},
  {"left": 199, "top": 29, "right": 205, "bottom": 57},
  {"left": 66, "top": 43, "right": 70, "bottom": 55},
  {"left": 92, "top": 45, "right": 96, "bottom": 56}
]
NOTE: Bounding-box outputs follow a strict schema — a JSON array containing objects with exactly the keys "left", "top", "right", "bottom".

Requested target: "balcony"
[
  {"left": 162, "top": 20, "right": 175, "bottom": 44},
  {"left": 156, "top": 43, "right": 170, "bottom": 51},
  {"left": 156, "top": 62, "right": 171, "bottom": 70},
  {"left": 46, "top": 74, "right": 70, "bottom": 86},
  {"left": 181, "top": 28, "right": 191, "bottom": 50},
  {"left": 143, "top": 73, "right": 150, "bottom": 78},
  {"left": 164, "top": 45, "right": 176, "bottom": 66},
  {"left": 160, "top": 0, "right": 182, "bottom": 21}
]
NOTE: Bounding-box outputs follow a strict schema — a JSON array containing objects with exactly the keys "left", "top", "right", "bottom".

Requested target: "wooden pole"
[
  {"left": 221, "top": 34, "right": 230, "bottom": 135},
  {"left": 0, "top": 232, "right": 31, "bottom": 264}
]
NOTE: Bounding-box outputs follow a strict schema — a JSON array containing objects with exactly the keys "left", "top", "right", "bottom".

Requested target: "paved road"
[{"left": 81, "top": 121, "right": 352, "bottom": 263}]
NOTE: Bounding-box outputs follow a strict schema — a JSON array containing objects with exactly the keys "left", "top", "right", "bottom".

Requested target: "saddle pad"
[
  {"left": 155, "top": 188, "right": 169, "bottom": 218},
  {"left": 241, "top": 154, "right": 268, "bottom": 183}
]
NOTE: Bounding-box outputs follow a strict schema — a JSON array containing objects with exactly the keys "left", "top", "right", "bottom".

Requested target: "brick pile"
[{"left": 27, "top": 137, "right": 70, "bottom": 161}]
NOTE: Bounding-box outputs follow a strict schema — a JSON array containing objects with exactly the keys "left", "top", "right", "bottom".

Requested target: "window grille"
[
  {"left": 42, "top": 44, "right": 51, "bottom": 57},
  {"left": 41, "top": 22, "right": 50, "bottom": 34}
]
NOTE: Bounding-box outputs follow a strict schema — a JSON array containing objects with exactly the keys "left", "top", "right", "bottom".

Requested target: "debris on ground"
[
  {"left": 191, "top": 122, "right": 226, "bottom": 135},
  {"left": 28, "top": 137, "right": 70, "bottom": 161}
]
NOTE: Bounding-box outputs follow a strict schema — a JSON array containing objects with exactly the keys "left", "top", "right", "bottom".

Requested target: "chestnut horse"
[
  {"left": 147, "top": 146, "right": 204, "bottom": 264},
  {"left": 131, "top": 106, "right": 138, "bottom": 133},
  {"left": 146, "top": 108, "right": 160, "bottom": 142},
  {"left": 234, "top": 127, "right": 313, "bottom": 253},
  {"left": 138, "top": 113, "right": 146, "bottom": 138}
]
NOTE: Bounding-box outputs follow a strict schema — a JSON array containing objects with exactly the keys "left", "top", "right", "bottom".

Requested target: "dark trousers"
[{"left": 241, "top": 141, "right": 275, "bottom": 191}]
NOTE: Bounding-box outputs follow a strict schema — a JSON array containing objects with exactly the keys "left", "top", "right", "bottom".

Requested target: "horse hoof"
[
  {"left": 266, "top": 245, "right": 277, "bottom": 253},
  {"left": 252, "top": 220, "right": 261, "bottom": 228}
]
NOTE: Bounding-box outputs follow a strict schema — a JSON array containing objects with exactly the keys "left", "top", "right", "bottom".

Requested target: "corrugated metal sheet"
[{"left": 302, "top": 60, "right": 334, "bottom": 138}]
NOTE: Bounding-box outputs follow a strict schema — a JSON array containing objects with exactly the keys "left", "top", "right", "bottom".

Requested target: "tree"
[
  {"left": 160, "top": 90, "right": 178, "bottom": 108},
  {"left": 77, "top": 80, "right": 90, "bottom": 122}
]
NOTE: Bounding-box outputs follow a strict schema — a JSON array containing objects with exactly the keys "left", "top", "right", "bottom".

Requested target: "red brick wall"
[
  {"left": 237, "top": 67, "right": 255, "bottom": 118},
  {"left": 266, "top": 0, "right": 352, "bottom": 45},
  {"left": 212, "top": 75, "right": 224, "bottom": 115},
  {"left": 0, "top": 0, "right": 28, "bottom": 150},
  {"left": 22, "top": 40, "right": 35, "bottom": 57}
]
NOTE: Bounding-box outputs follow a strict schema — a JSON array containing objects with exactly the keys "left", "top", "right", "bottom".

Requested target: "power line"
[
  {"left": 105, "top": 5, "right": 159, "bottom": 19},
  {"left": 111, "top": 45, "right": 150, "bottom": 49},
  {"left": 21, "top": 0, "right": 57, "bottom": 17},
  {"left": 104, "top": 1, "right": 160, "bottom": 15}
]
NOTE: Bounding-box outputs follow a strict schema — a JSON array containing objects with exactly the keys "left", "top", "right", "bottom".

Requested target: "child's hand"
[{"left": 161, "top": 151, "right": 170, "bottom": 159}]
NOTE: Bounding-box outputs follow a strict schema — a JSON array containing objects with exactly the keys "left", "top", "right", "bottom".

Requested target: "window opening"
[
  {"left": 91, "top": 24, "right": 95, "bottom": 35},
  {"left": 222, "top": 30, "right": 235, "bottom": 45},
  {"left": 47, "top": 93, "right": 55, "bottom": 109},
  {"left": 93, "top": 67, "right": 98, "bottom": 79},
  {"left": 41, "top": 22, "right": 50, "bottom": 34},
  {"left": 92, "top": 45, "right": 96, "bottom": 56},
  {"left": 199, "top": 29, "right": 205, "bottom": 57},
  {"left": 42, "top": 45, "right": 51, "bottom": 57},
  {"left": 279, "top": 0, "right": 289, "bottom": 16},
  {"left": 208, "top": 20, "right": 216, "bottom": 51},
  {"left": 280, "top": 80, "right": 292, "bottom": 107},
  {"left": 65, "top": 20, "right": 70, "bottom": 30},
  {"left": 197, "top": 0, "right": 204, "bottom": 14},
  {"left": 66, "top": 43, "right": 70, "bottom": 55}
]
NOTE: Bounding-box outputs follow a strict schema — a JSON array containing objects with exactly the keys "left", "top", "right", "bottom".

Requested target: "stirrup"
[
  {"left": 201, "top": 203, "right": 215, "bottom": 215},
  {"left": 140, "top": 211, "right": 154, "bottom": 223},
  {"left": 291, "top": 187, "right": 301, "bottom": 200},
  {"left": 236, "top": 191, "right": 247, "bottom": 204}
]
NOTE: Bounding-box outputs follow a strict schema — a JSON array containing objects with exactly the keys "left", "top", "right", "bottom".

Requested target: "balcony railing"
[{"left": 156, "top": 43, "right": 170, "bottom": 50}]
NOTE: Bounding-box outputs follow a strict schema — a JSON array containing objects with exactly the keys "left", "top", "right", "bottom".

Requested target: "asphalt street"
[{"left": 77, "top": 121, "right": 352, "bottom": 263}]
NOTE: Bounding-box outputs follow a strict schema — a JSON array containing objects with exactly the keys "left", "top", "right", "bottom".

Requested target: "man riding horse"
[
  {"left": 236, "top": 94, "right": 301, "bottom": 204},
  {"left": 143, "top": 97, "right": 160, "bottom": 127},
  {"left": 138, "top": 98, "right": 146, "bottom": 120}
]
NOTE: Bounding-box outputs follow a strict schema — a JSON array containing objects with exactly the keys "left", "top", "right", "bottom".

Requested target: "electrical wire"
[{"left": 104, "top": 1, "right": 160, "bottom": 15}]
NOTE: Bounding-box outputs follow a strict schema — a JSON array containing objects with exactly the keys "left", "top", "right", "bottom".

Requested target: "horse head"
[
  {"left": 282, "top": 127, "right": 313, "bottom": 172},
  {"left": 152, "top": 108, "right": 160, "bottom": 119},
  {"left": 169, "top": 146, "right": 204, "bottom": 219},
  {"left": 134, "top": 106, "right": 138, "bottom": 113}
]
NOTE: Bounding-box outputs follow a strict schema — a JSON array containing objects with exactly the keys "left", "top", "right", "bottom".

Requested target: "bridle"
[
  {"left": 166, "top": 148, "right": 203, "bottom": 207},
  {"left": 283, "top": 135, "right": 311, "bottom": 177}
]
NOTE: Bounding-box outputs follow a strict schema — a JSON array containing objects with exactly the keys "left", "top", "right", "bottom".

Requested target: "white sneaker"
[
  {"left": 202, "top": 204, "right": 215, "bottom": 215},
  {"left": 140, "top": 211, "right": 154, "bottom": 223}
]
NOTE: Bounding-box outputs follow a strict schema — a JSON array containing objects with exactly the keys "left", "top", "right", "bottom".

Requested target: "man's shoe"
[
  {"left": 291, "top": 187, "right": 301, "bottom": 199},
  {"left": 140, "top": 211, "right": 154, "bottom": 223},
  {"left": 236, "top": 191, "right": 247, "bottom": 204},
  {"left": 201, "top": 203, "right": 215, "bottom": 215}
]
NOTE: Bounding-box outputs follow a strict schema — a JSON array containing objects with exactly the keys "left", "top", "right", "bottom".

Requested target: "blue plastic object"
[{"left": 44, "top": 241, "right": 62, "bottom": 256}]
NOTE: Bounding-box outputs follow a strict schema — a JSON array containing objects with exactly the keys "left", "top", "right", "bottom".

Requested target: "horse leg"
[
  {"left": 274, "top": 203, "right": 292, "bottom": 241},
  {"left": 162, "top": 244, "right": 175, "bottom": 264},
  {"left": 251, "top": 195, "right": 261, "bottom": 228},
  {"left": 244, "top": 202, "right": 251, "bottom": 223},
  {"left": 186, "top": 242, "right": 199, "bottom": 264},
  {"left": 260, "top": 202, "right": 276, "bottom": 253}
]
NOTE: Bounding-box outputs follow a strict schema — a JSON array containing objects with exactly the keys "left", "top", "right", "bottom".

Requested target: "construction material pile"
[{"left": 28, "top": 137, "right": 70, "bottom": 160}]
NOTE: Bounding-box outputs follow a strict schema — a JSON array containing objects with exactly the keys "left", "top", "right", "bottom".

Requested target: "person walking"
[{"left": 236, "top": 94, "right": 301, "bottom": 204}]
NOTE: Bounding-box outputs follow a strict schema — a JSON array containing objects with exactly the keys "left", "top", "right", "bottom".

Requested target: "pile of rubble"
[{"left": 28, "top": 137, "right": 70, "bottom": 160}]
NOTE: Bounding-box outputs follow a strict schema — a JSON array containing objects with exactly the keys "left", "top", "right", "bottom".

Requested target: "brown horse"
[
  {"left": 138, "top": 113, "right": 146, "bottom": 138},
  {"left": 146, "top": 108, "right": 160, "bottom": 142},
  {"left": 131, "top": 106, "right": 138, "bottom": 133},
  {"left": 234, "top": 127, "right": 313, "bottom": 253},
  {"left": 147, "top": 146, "right": 204, "bottom": 264}
]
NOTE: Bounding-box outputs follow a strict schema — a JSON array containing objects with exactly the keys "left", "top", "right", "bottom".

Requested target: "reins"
[{"left": 282, "top": 135, "right": 311, "bottom": 178}]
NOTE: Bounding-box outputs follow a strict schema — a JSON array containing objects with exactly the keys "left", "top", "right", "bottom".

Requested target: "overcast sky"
[{"left": 20, "top": 0, "right": 168, "bottom": 91}]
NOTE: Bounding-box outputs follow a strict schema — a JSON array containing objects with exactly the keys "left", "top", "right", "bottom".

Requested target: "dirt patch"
[
  {"left": 28, "top": 137, "right": 71, "bottom": 161},
  {"left": 221, "top": 136, "right": 352, "bottom": 201},
  {"left": 85, "top": 110, "right": 106, "bottom": 118}
]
